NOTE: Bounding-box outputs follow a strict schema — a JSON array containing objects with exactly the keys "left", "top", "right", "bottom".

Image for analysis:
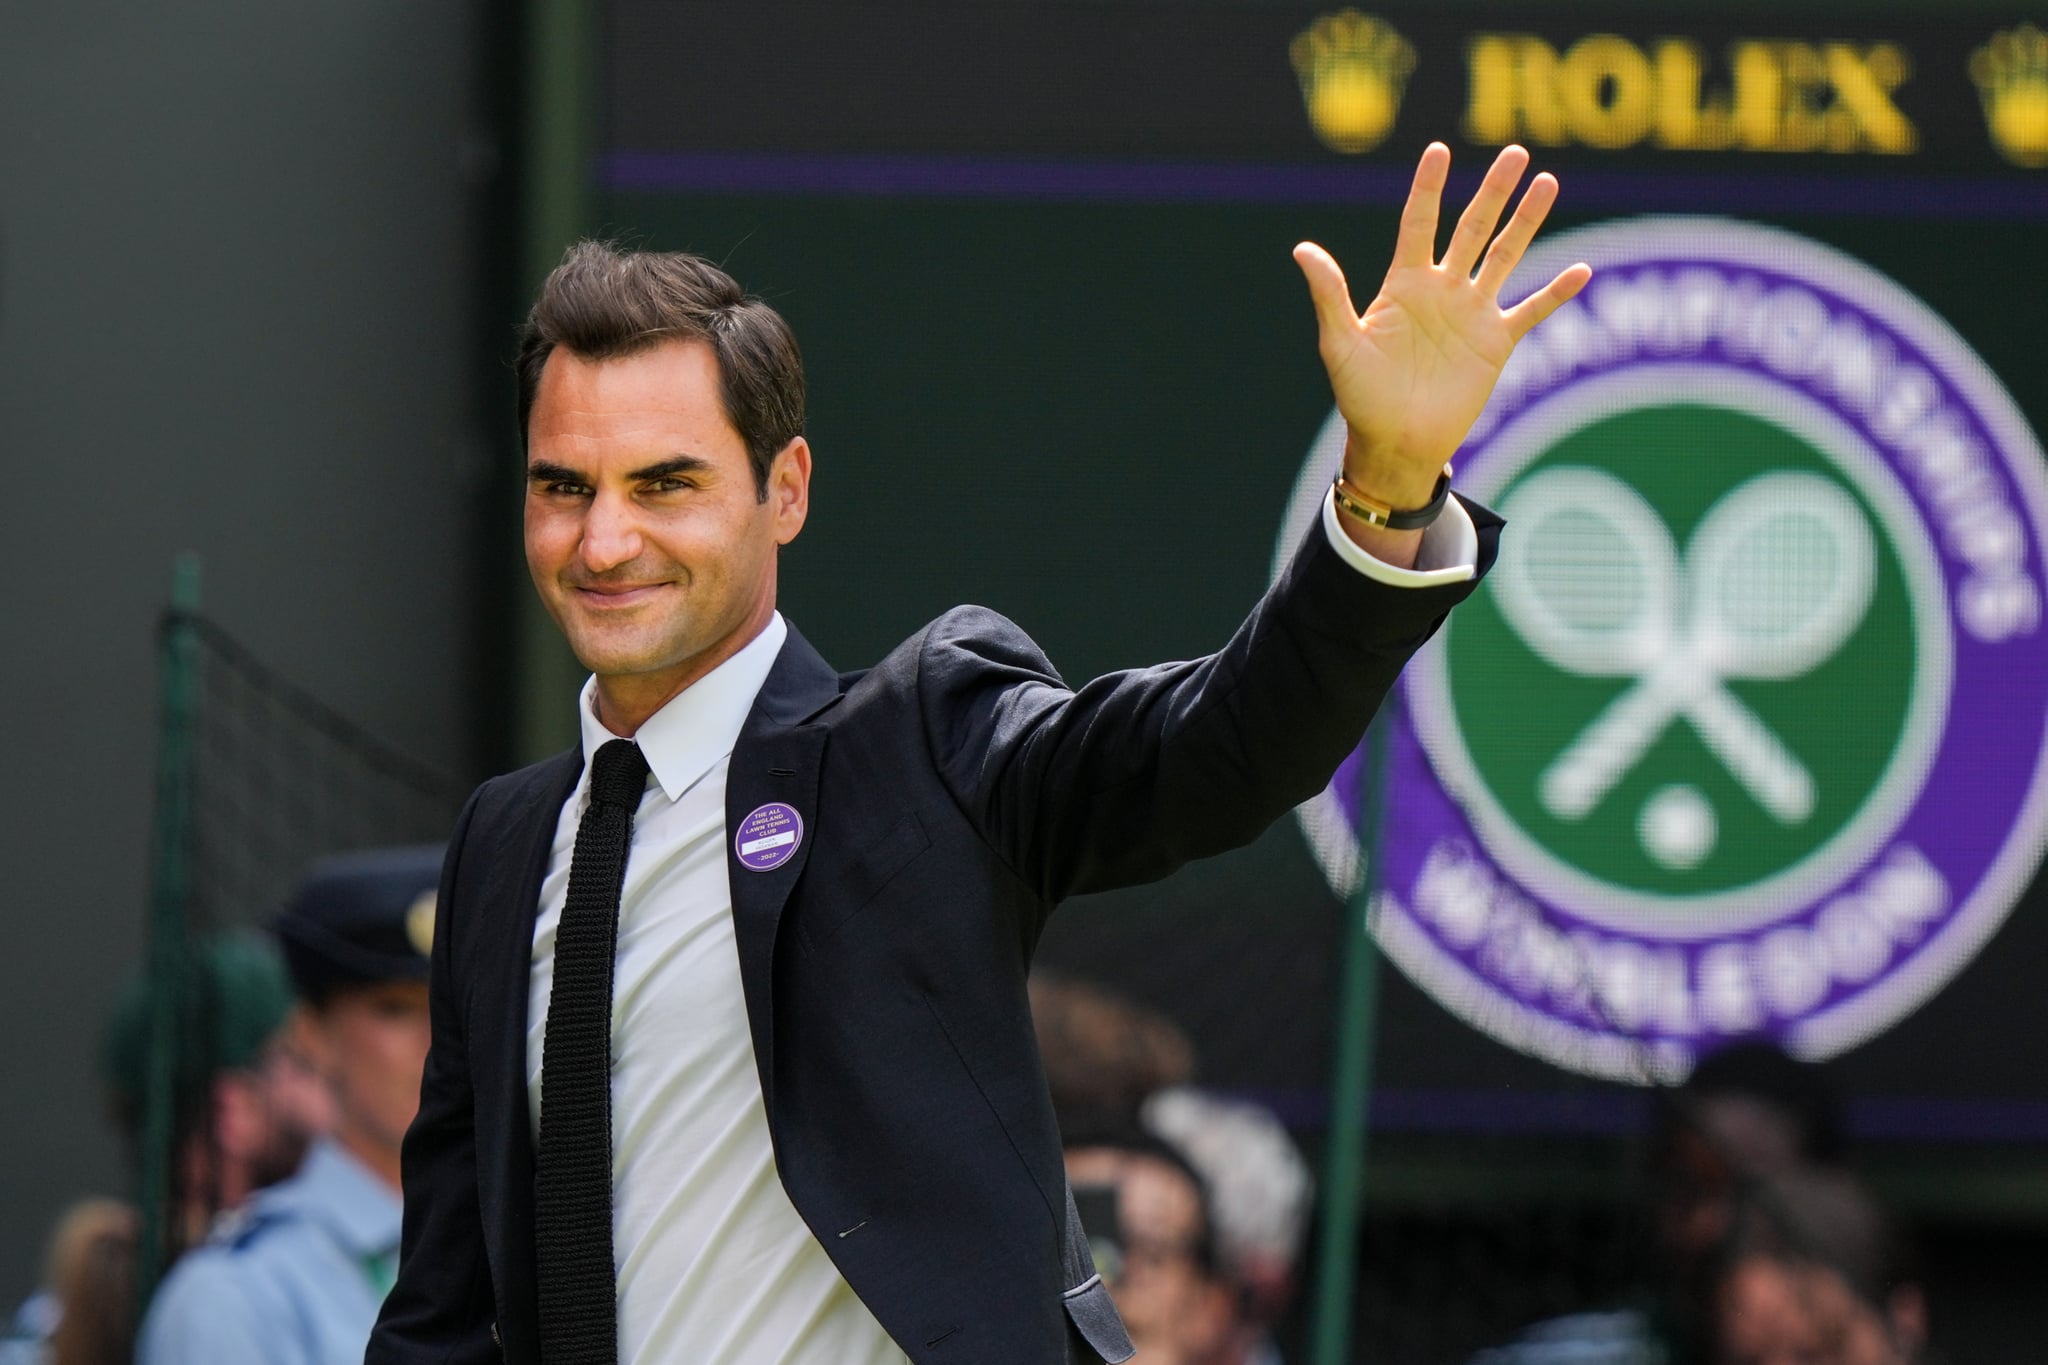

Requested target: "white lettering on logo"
[
  {"left": 1471, "top": 268, "right": 2040, "bottom": 640},
  {"left": 1411, "top": 840, "right": 1950, "bottom": 1041}
]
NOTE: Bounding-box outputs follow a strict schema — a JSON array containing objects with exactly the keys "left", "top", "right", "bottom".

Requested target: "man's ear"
[{"left": 768, "top": 436, "right": 811, "bottom": 546}]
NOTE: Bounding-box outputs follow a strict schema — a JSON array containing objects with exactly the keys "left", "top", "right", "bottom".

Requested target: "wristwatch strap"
[{"left": 1332, "top": 464, "right": 1454, "bottom": 531}]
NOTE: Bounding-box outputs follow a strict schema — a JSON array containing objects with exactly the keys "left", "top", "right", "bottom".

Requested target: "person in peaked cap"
[
  {"left": 1, "top": 933, "right": 323, "bottom": 1365},
  {"left": 140, "top": 845, "right": 443, "bottom": 1365}
]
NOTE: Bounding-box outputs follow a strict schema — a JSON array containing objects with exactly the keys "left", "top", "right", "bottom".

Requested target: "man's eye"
[{"left": 648, "top": 476, "right": 691, "bottom": 493}]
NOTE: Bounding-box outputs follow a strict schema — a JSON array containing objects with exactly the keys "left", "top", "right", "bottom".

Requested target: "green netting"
[{"left": 135, "top": 561, "right": 467, "bottom": 1300}]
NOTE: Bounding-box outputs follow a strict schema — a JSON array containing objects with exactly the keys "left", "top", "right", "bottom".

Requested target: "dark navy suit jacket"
[{"left": 366, "top": 509, "right": 1498, "bottom": 1365}]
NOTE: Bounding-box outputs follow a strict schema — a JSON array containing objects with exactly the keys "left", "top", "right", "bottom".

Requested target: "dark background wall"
[{"left": 0, "top": 1, "right": 501, "bottom": 1293}]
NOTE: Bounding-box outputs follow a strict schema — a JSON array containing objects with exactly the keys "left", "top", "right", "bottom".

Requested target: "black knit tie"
[{"left": 536, "top": 738, "right": 650, "bottom": 1365}]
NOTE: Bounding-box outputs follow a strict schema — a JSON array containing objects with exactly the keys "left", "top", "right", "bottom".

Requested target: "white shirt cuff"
[{"left": 1319, "top": 488, "right": 1479, "bottom": 587}]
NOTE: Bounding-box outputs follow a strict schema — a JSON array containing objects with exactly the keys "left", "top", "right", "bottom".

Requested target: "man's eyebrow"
[
  {"left": 626, "top": 454, "right": 714, "bottom": 483},
  {"left": 527, "top": 459, "right": 584, "bottom": 485},
  {"left": 525, "top": 455, "right": 714, "bottom": 485}
]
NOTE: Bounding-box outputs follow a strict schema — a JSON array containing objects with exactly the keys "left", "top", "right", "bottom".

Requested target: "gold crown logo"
[
  {"left": 1290, "top": 10, "right": 1416, "bottom": 155},
  {"left": 1971, "top": 24, "right": 2048, "bottom": 167}
]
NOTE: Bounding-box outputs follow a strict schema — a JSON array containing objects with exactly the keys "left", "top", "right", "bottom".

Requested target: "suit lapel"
[
  {"left": 726, "top": 622, "right": 842, "bottom": 1117},
  {"left": 480, "top": 747, "right": 580, "bottom": 1363}
]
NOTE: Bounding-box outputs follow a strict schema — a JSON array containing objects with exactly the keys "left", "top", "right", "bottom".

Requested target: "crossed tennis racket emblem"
[{"left": 1490, "top": 468, "right": 1877, "bottom": 854}]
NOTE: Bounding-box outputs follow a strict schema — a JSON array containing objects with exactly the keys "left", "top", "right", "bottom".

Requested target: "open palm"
[{"left": 1297, "top": 143, "right": 1591, "bottom": 508}]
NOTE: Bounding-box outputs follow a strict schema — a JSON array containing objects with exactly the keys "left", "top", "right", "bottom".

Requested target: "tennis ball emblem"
[
  {"left": 1971, "top": 25, "right": 2048, "bottom": 168},
  {"left": 1290, "top": 10, "right": 1415, "bottom": 154},
  {"left": 1276, "top": 219, "right": 2048, "bottom": 1081}
]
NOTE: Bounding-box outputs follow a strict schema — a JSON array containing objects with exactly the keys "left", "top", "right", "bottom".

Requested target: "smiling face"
[{"left": 525, "top": 338, "right": 810, "bottom": 733}]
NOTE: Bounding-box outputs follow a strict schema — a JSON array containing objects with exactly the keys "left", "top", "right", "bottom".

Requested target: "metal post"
[
  {"left": 1310, "top": 707, "right": 1396, "bottom": 1365},
  {"left": 137, "top": 553, "right": 202, "bottom": 1305}
]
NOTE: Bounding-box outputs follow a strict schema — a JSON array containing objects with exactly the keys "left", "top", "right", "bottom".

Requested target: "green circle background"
[{"left": 1446, "top": 403, "right": 1920, "bottom": 900}]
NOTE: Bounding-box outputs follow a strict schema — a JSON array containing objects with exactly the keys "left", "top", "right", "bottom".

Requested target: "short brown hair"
[{"left": 516, "top": 242, "right": 804, "bottom": 498}]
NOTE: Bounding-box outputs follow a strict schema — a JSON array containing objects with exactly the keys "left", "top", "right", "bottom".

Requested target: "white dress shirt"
[{"left": 525, "top": 506, "right": 1474, "bottom": 1363}]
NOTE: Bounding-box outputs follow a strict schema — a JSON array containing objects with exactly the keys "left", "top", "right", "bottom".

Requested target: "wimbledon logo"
[{"left": 1276, "top": 217, "right": 2048, "bottom": 1082}]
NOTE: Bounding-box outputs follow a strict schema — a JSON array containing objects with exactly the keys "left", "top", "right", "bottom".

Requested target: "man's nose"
[{"left": 579, "top": 491, "right": 644, "bottom": 573}]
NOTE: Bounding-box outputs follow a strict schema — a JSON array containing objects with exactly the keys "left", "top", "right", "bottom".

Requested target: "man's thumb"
[{"left": 1292, "top": 242, "right": 1357, "bottom": 337}]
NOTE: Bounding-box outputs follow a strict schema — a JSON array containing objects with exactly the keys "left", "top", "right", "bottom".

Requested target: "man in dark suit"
[{"left": 368, "top": 142, "right": 1590, "bottom": 1365}]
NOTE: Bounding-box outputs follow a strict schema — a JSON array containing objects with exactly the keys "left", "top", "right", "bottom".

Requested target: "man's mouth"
[{"left": 570, "top": 582, "right": 669, "bottom": 608}]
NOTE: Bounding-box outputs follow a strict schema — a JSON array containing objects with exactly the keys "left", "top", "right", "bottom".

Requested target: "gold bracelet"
[{"left": 1332, "top": 464, "right": 1454, "bottom": 531}]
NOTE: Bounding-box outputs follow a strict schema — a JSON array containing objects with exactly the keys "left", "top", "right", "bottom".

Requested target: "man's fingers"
[
  {"left": 1442, "top": 144, "right": 1531, "bottom": 279},
  {"left": 1474, "top": 172, "right": 1559, "bottom": 301},
  {"left": 1505, "top": 263, "right": 1594, "bottom": 341},
  {"left": 1293, "top": 242, "right": 1360, "bottom": 338},
  {"left": 1392, "top": 142, "right": 1451, "bottom": 269}
]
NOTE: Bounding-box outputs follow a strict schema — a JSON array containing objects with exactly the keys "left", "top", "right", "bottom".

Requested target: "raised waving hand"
[{"left": 1295, "top": 142, "right": 1591, "bottom": 546}]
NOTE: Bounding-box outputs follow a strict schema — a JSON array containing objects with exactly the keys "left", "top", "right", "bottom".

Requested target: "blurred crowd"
[
  {"left": 3, "top": 859, "right": 1930, "bottom": 1365},
  {"left": 1030, "top": 978, "right": 1931, "bottom": 1365},
  {"left": 1031, "top": 975, "right": 1313, "bottom": 1365},
  {"left": 1470, "top": 1042, "right": 1928, "bottom": 1365}
]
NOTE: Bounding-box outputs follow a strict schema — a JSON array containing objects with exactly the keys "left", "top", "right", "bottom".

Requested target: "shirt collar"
[
  {"left": 258, "top": 1137, "right": 402, "bottom": 1255},
  {"left": 576, "top": 612, "right": 788, "bottom": 803}
]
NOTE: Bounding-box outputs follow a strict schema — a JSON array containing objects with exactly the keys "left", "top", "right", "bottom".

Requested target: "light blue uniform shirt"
[
  {"left": 140, "top": 1139, "right": 402, "bottom": 1365},
  {"left": 0, "top": 1290, "right": 57, "bottom": 1365}
]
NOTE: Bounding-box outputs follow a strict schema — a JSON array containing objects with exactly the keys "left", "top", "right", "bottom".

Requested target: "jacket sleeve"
[
  {"left": 366, "top": 789, "right": 500, "bottom": 1365},
  {"left": 919, "top": 502, "right": 1500, "bottom": 903}
]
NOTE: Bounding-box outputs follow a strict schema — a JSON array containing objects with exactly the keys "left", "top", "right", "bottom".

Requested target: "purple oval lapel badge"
[{"left": 736, "top": 802, "right": 804, "bottom": 872}]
